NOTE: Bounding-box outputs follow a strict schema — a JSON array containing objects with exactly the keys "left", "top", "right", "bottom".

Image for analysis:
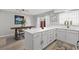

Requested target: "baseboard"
[
  {"left": 42, "top": 39, "right": 57, "bottom": 50},
  {"left": 0, "top": 34, "right": 14, "bottom": 38}
]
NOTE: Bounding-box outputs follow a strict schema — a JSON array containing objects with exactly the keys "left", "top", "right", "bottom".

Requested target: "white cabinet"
[
  {"left": 66, "top": 30, "right": 79, "bottom": 45},
  {"left": 50, "top": 29, "right": 56, "bottom": 41},
  {"left": 25, "top": 28, "right": 56, "bottom": 50},
  {"left": 33, "top": 33, "right": 42, "bottom": 50},
  {"left": 25, "top": 32, "right": 42, "bottom": 50},
  {"left": 56, "top": 29, "right": 66, "bottom": 42},
  {"left": 47, "top": 29, "right": 56, "bottom": 44},
  {"left": 25, "top": 32, "right": 33, "bottom": 50},
  {"left": 56, "top": 29, "right": 79, "bottom": 45},
  {"left": 42, "top": 31, "right": 48, "bottom": 48},
  {"left": 47, "top": 30, "right": 51, "bottom": 44},
  {"left": 41, "top": 29, "right": 56, "bottom": 49},
  {"left": 42, "top": 29, "right": 56, "bottom": 49},
  {"left": 25, "top": 27, "right": 79, "bottom": 49}
]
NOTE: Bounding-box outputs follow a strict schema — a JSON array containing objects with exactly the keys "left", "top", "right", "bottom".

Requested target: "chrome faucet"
[{"left": 64, "top": 20, "right": 72, "bottom": 28}]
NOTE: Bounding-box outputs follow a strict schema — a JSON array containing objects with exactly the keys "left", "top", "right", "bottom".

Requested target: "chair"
[{"left": 17, "top": 29, "right": 25, "bottom": 39}]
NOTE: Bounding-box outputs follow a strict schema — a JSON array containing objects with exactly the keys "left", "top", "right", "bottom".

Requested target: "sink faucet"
[{"left": 64, "top": 20, "right": 72, "bottom": 28}]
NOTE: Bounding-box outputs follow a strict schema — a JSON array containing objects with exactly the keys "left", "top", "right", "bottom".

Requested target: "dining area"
[
  {"left": 11, "top": 26, "right": 35, "bottom": 40},
  {"left": 10, "top": 15, "right": 35, "bottom": 40}
]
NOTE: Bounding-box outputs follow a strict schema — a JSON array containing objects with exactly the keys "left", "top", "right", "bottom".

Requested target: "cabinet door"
[
  {"left": 50, "top": 29, "right": 56, "bottom": 41},
  {"left": 56, "top": 29, "right": 66, "bottom": 42},
  {"left": 47, "top": 30, "right": 51, "bottom": 44},
  {"left": 25, "top": 32, "right": 33, "bottom": 50},
  {"left": 66, "top": 30, "right": 78, "bottom": 45},
  {"left": 33, "top": 33, "right": 42, "bottom": 50},
  {"left": 42, "top": 31, "right": 48, "bottom": 49},
  {"left": 47, "top": 29, "right": 55, "bottom": 44}
]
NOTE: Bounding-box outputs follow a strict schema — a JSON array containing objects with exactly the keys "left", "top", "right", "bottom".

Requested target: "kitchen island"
[{"left": 24, "top": 26, "right": 79, "bottom": 50}]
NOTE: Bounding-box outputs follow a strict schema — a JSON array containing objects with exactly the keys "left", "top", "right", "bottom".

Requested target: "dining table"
[{"left": 11, "top": 26, "right": 35, "bottom": 40}]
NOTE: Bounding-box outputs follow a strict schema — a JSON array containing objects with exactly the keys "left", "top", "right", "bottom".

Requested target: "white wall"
[
  {"left": 0, "top": 12, "right": 14, "bottom": 36},
  {"left": 0, "top": 11, "right": 34, "bottom": 37},
  {"left": 33, "top": 10, "right": 59, "bottom": 28}
]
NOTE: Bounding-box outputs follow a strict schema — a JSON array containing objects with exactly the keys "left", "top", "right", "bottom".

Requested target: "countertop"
[
  {"left": 24, "top": 25, "right": 64, "bottom": 34},
  {"left": 24, "top": 25, "right": 79, "bottom": 34}
]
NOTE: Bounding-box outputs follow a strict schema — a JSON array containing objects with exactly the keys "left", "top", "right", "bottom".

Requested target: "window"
[
  {"left": 36, "top": 17, "right": 40, "bottom": 28},
  {"left": 59, "top": 11, "right": 79, "bottom": 25},
  {"left": 36, "top": 15, "right": 50, "bottom": 28},
  {"left": 44, "top": 15, "right": 50, "bottom": 27},
  {"left": 25, "top": 16, "right": 32, "bottom": 26}
]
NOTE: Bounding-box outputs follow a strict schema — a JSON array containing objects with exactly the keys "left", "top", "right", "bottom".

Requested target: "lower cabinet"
[
  {"left": 66, "top": 30, "right": 79, "bottom": 45},
  {"left": 25, "top": 28, "right": 79, "bottom": 49},
  {"left": 33, "top": 33, "right": 42, "bottom": 50},
  {"left": 25, "top": 32, "right": 33, "bottom": 50},
  {"left": 56, "top": 29, "right": 67, "bottom": 42},
  {"left": 42, "top": 31, "right": 48, "bottom": 49},
  {"left": 25, "top": 29, "right": 56, "bottom": 50},
  {"left": 56, "top": 29, "right": 79, "bottom": 45},
  {"left": 47, "top": 29, "right": 56, "bottom": 45},
  {"left": 42, "top": 29, "right": 56, "bottom": 49}
]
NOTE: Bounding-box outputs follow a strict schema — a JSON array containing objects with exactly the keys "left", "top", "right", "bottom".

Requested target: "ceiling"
[
  {"left": 0, "top": 9, "right": 78, "bottom": 15},
  {"left": 23, "top": 9, "right": 53, "bottom": 15},
  {"left": 0, "top": 9, "right": 53, "bottom": 15}
]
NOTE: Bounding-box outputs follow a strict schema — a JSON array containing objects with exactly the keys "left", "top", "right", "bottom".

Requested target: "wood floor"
[
  {"left": 0, "top": 36, "right": 77, "bottom": 50},
  {"left": 45, "top": 40, "right": 76, "bottom": 50}
]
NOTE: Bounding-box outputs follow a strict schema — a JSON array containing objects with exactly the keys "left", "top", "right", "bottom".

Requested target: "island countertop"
[
  {"left": 24, "top": 25, "right": 79, "bottom": 34},
  {"left": 24, "top": 26, "right": 65, "bottom": 34}
]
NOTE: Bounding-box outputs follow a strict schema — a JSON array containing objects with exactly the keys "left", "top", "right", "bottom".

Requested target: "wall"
[
  {"left": 0, "top": 11, "right": 34, "bottom": 37},
  {"left": 0, "top": 10, "right": 59, "bottom": 37},
  {"left": 33, "top": 10, "right": 59, "bottom": 28},
  {"left": 0, "top": 11, "right": 14, "bottom": 37}
]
